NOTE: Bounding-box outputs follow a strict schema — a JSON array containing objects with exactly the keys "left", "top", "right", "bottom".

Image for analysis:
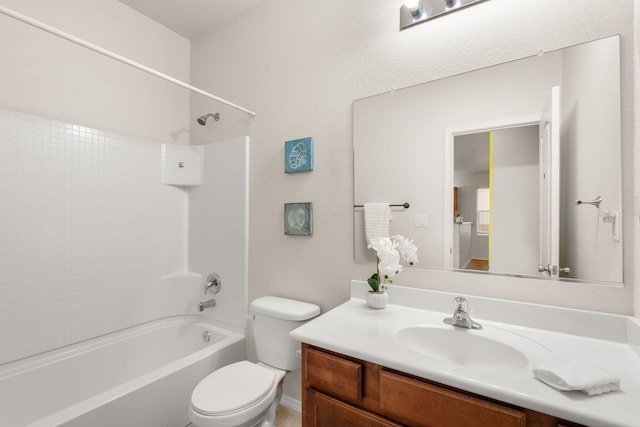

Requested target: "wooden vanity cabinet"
[{"left": 302, "top": 344, "right": 586, "bottom": 427}]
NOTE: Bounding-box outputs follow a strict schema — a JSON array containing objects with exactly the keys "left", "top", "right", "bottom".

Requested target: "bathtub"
[{"left": 0, "top": 315, "right": 245, "bottom": 427}]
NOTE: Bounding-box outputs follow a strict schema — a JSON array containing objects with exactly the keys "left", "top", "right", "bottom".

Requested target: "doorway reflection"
[{"left": 453, "top": 125, "right": 539, "bottom": 274}]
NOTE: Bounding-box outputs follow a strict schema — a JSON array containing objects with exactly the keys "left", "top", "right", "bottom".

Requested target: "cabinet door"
[
  {"left": 305, "top": 389, "right": 402, "bottom": 427},
  {"left": 380, "top": 370, "right": 526, "bottom": 427}
]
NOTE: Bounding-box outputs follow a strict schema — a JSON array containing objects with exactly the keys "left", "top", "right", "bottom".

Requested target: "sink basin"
[{"left": 394, "top": 325, "right": 547, "bottom": 370}]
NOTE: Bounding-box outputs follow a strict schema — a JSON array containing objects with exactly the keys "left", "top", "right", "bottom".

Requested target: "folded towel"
[
  {"left": 533, "top": 360, "right": 620, "bottom": 396},
  {"left": 364, "top": 203, "right": 391, "bottom": 244}
]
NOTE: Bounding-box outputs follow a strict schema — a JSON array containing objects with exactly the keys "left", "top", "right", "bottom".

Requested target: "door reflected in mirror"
[
  {"left": 353, "top": 35, "right": 622, "bottom": 285},
  {"left": 452, "top": 125, "right": 541, "bottom": 277}
]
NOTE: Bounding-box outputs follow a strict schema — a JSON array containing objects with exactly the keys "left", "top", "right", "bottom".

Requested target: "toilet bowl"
[
  {"left": 189, "top": 361, "right": 286, "bottom": 427},
  {"left": 189, "top": 297, "right": 320, "bottom": 427}
]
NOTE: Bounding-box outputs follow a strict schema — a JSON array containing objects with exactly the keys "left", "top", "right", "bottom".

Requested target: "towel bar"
[{"left": 354, "top": 203, "right": 410, "bottom": 209}]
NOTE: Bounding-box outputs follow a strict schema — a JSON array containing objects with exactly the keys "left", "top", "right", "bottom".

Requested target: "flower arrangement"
[{"left": 367, "top": 235, "right": 418, "bottom": 293}]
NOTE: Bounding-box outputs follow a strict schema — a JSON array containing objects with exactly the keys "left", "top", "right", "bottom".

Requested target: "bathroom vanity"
[
  {"left": 301, "top": 344, "right": 577, "bottom": 426},
  {"left": 290, "top": 282, "right": 640, "bottom": 427}
]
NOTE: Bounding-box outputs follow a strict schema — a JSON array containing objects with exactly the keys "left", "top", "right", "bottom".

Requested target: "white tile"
[{"left": 0, "top": 108, "right": 196, "bottom": 364}]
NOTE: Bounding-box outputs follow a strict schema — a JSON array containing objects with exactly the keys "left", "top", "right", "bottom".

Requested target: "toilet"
[{"left": 189, "top": 296, "right": 321, "bottom": 427}]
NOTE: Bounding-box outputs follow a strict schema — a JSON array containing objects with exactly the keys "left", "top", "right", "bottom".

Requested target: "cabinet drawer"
[
  {"left": 306, "top": 389, "right": 403, "bottom": 427},
  {"left": 304, "top": 347, "right": 363, "bottom": 403},
  {"left": 380, "top": 370, "right": 526, "bottom": 427}
]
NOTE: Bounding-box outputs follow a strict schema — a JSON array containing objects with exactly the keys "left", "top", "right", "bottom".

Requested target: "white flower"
[
  {"left": 392, "top": 234, "right": 419, "bottom": 266},
  {"left": 367, "top": 237, "right": 394, "bottom": 254},
  {"left": 368, "top": 235, "right": 417, "bottom": 284},
  {"left": 378, "top": 250, "right": 402, "bottom": 279}
]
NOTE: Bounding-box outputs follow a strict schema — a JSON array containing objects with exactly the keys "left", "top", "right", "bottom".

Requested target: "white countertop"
[{"left": 290, "top": 281, "right": 640, "bottom": 427}]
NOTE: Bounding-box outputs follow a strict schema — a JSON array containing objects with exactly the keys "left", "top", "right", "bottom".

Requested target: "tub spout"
[{"left": 198, "top": 299, "right": 216, "bottom": 312}]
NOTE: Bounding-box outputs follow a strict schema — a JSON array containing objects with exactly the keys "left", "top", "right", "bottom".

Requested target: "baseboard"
[{"left": 280, "top": 394, "right": 301, "bottom": 413}]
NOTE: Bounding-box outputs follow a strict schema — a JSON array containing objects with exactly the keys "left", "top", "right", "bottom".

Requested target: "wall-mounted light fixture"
[{"left": 400, "top": 0, "right": 489, "bottom": 30}]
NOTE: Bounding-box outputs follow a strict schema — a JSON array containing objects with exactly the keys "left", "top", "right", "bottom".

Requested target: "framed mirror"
[{"left": 354, "top": 35, "right": 622, "bottom": 285}]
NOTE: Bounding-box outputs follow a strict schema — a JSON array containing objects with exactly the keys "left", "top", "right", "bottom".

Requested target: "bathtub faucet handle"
[{"left": 205, "top": 273, "right": 221, "bottom": 295}]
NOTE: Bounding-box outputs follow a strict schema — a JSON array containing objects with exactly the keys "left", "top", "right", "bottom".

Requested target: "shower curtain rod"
[{"left": 0, "top": 5, "right": 256, "bottom": 117}]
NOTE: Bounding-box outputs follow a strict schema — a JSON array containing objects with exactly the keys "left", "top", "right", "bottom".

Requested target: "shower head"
[{"left": 197, "top": 113, "right": 220, "bottom": 126}]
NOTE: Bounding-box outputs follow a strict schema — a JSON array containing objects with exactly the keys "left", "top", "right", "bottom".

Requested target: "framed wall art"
[
  {"left": 285, "top": 137, "right": 313, "bottom": 173},
  {"left": 284, "top": 202, "right": 313, "bottom": 236}
]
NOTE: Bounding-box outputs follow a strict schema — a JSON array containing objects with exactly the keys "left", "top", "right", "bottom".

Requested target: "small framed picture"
[
  {"left": 284, "top": 202, "right": 313, "bottom": 236},
  {"left": 285, "top": 137, "right": 314, "bottom": 173}
]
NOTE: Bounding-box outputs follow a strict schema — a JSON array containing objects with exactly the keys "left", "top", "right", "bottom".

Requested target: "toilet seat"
[{"left": 191, "top": 361, "right": 277, "bottom": 417}]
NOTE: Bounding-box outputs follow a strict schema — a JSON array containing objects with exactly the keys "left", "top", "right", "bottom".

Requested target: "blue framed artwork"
[
  {"left": 285, "top": 137, "right": 313, "bottom": 173},
  {"left": 284, "top": 202, "right": 313, "bottom": 236}
]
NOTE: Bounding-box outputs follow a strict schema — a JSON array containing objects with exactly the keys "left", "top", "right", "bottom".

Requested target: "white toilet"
[{"left": 189, "top": 296, "right": 321, "bottom": 427}]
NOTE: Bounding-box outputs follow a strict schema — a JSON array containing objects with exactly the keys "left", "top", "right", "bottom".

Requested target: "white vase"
[{"left": 366, "top": 290, "right": 388, "bottom": 309}]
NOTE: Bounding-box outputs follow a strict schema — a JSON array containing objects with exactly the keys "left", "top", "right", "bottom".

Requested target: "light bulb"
[{"left": 404, "top": 0, "right": 422, "bottom": 16}]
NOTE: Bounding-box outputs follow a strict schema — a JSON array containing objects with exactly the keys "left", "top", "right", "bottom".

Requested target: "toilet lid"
[{"left": 192, "top": 361, "right": 276, "bottom": 416}]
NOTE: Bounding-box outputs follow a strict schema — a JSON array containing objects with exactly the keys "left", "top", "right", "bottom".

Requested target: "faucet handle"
[
  {"left": 454, "top": 296, "right": 468, "bottom": 312},
  {"left": 205, "top": 273, "right": 222, "bottom": 295},
  {"left": 445, "top": 296, "right": 482, "bottom": 329}
]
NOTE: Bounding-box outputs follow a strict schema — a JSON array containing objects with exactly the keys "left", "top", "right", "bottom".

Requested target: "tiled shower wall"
[{"left": 0, "top": 108, "right": 197, "bottom": 365}]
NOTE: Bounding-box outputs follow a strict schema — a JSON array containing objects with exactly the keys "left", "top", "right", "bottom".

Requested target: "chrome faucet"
[
  {"left": 198, "top": 298, "right": 217, "bottom": 312},
  {"left": 444, "top": 297, "right": 482, "bottom": 330}
]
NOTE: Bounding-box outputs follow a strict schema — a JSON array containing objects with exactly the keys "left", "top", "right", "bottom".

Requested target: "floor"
[
  {"left": 185, "top": 404, "right": 301, "bottom": 427},
  {"left": 275, "top": 405, "right": 302, "bottom": 427},
  {"left": 466, "top": 258, "right": 489, "bottom": 271}
]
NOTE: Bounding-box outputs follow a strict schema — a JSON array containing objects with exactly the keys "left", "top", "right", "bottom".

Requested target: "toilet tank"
[{"left": 251, "top": 296, "right": 320, "bottom": 370}]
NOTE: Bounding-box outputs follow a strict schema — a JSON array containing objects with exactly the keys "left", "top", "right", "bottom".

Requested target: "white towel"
[
  {"left": 364, "top": 203, "right": 392, "bottom": 244},
  {"left": 533, "top": 360, "right": 620, "bottom": 396}
]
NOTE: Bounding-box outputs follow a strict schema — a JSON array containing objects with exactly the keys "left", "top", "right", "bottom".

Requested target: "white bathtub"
[{"left": 0, "top": 315, "right": 245, "bottom": 427}]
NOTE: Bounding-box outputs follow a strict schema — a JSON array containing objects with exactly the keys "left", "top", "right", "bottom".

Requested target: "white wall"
[
  {"left": 191, "top": 0, "right": 636, "bottom": 316},
  {"left": 0, "top": 0, "right": 190, "bottom": 144}
]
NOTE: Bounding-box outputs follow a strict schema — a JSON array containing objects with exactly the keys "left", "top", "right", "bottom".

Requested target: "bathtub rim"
[{"left": 0, "top": 314, "right": 245, "bottom": 380}]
